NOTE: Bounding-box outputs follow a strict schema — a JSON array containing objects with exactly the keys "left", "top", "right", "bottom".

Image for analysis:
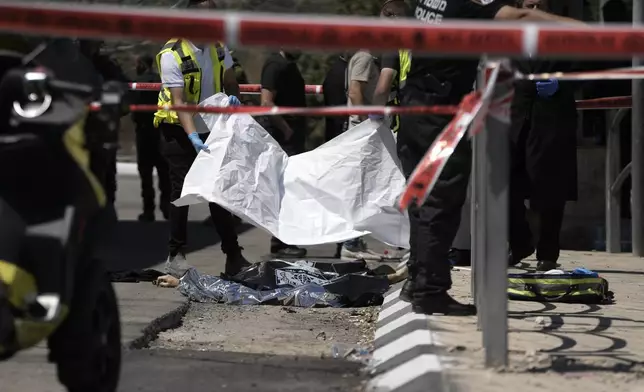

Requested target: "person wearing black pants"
[
  {"left": 508, "top": 0, "right": 578, "bottom": 271},
  {"left": 160, "top": 123, "right": 244, "bottom": 261},
  {"left": 155, "top": 0, "right": 250, "bottom": 278},
  {"left": 398, "top": 0, "right": 583, "bottom": 316},
  {"left": 133, "top": 54, "right": 170, "bottom": 222}
]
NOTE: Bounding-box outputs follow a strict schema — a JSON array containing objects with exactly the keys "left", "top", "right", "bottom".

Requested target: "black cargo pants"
[
  {"left": 397, "top": 87, "right": 471, "bottom": 299},
  {"left": 159, "top": 123, "right": 240, "bottom": 257}
]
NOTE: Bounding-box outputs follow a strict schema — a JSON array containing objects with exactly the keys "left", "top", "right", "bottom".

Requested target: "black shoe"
[
  {"left": 508, "top": 247, "right": 535, "bottom": 267},
  {"left": 399, "top": 280, "right": 414, "bottom": 303},
  {"left": 449, "top": 248, "right": 471, "bottom": 267},
  {"left": 224, "top": 248, "right": 252, "bottom": 277},
  {"left": 138, "top": 211, "right": 155, "bottom": 222},
  {"left": 411, "top": 293, "right": 477, "bottom": 316},
  {"left": 536, "top": 260, "right": 557, "bottom": 271},
  {"left": 271, "top": 246, "right": 307, "bottom": 258}
]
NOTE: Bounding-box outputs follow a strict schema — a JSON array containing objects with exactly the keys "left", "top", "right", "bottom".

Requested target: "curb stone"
[
  {"left": 127, "top": 301, "right": 191, "bottom": 350},
  {"left": 366, "top": 283, "right": 451, "bottom": 392}
]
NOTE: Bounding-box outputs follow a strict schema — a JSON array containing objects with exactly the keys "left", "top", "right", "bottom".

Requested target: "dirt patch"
[{"left": 153, "top": 304, "right": 378, "bottom": 359}]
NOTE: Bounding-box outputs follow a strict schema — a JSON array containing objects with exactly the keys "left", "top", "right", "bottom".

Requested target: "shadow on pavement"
[
  {"left": 97, "top": 219, "right": 254, "bottom": 272},
  {"left": 508, "top": 301, "right": 644, "bottom": 373}
]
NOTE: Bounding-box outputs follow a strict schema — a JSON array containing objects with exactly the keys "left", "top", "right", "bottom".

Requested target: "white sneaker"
[
  {"left": 340, "top": 238, "right": 384, "bottom": 261},
  {"left": 164, "top": 253, "right": 193, "bottom": 278}
]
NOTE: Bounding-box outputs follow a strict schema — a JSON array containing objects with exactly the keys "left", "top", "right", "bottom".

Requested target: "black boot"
[
  {"left": 399, "top": 279, "right": 414, "bottom": 303},
  {"left": 412, "top": 293, "right": 477, "bottom": 316},
  {"left": 160, "top": 200, "right": 170, "bottom": 221},
  {"left": 138, "top": 210, "right": 155, "bottom": 222},
  {"left": 224, "top": 248, "right": 252, "bottom": 277},
  {"left": 508, "top": 246, "right": 535, "bottom": 267}
]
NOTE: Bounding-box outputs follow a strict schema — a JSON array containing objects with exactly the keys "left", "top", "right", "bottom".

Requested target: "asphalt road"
[{"left": 0, "top": 173, "right": 374, "bottom": 392}]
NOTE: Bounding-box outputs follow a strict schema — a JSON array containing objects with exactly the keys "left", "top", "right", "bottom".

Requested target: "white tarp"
[{"left": 174, "top": 93, "right": 410, "bottom": 248}]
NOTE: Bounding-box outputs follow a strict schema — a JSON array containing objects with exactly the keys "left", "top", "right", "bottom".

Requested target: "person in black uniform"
[
  {"left": 322, "top": 53, "right": 349, "bottom": 142},
  {"left": 260, "top": 50, "right": 308, "bottom": 258},
  {"left": 78, "top": 40, "right": 128, "bottom": 209},
  {"left": 508, "top": 0, "right": 579, "bottom": 272},
  {"left": 133, "top": 54, "right": 171, "bottom": 222},
  {"left": 399, "top": 0, "right": 583, "bottom": 315}
]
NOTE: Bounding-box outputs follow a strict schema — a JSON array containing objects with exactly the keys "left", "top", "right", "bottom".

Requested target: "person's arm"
[
  {"left": 493, "top": 3, "right": 585, "bottom": 24},
  {"left": 347, "top": 52, "right": 373, "bottom": 122},
  {"left": 494, "top": 5, "right": 585, "bottom": 23},
  {"left": 160, "top": 52, "right": 197, "bottom": 135},
  {"left": 221, "top": 46, "right": 240, "bottom": 98},
  {"left": 372, "top": 53, "right": 399, "bottom": 106},
  {"left": 260, "top": 60, "right": 294, "bottom": 141}
]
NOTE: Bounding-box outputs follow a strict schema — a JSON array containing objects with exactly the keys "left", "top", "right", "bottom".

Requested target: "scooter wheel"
[{"left": 50, "top": 274, "right": 121, "bottom": 392}]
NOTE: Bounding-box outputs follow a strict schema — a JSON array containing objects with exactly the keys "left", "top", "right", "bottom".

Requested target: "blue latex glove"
[
  {"left": 368, "top": 114, "right": 384, "bottom": 121},
  {"left": 228, "top": 96, "right": 241, "bottom": 106},
  {"left": 188, "top": 132, "right": 209, "bottom": 153},
  {"left": 572, "top": 267, "right": 599, "bottom": 277},
  {"left": 536, "top": 79, "right": 559, "bottom": 98}
]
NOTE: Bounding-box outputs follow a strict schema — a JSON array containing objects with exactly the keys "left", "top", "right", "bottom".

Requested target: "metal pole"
[
  {"left": 476, "top": 62, "right": 512, "bottom": 368},
  {"left": 633, "top": 0, "right": 644, "bottom": 257},
  {"left": 606, "top": 109, "right": 624, "bottom": 253},
  {"left": 472, "top": 66, "right": 485, "bottom": 329}
]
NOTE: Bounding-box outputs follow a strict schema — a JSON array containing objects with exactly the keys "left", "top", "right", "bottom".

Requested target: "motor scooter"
[{"left": 0, "top": 48, "right": 122, "bottom": 392}]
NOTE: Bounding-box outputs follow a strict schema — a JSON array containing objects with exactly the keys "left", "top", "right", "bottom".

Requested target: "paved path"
[{"left": 368, "top": 251, "right": 644, "bottom": 392}]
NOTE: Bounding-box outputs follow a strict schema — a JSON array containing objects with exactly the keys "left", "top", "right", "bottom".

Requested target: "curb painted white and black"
[{"left": 367, "top": 283, "right": 450, "bottom": 392}]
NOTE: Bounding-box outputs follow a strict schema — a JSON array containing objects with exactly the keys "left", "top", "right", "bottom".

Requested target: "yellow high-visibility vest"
[
  {"left": 153, "top": 39, "right": 225, "bottom": 128},
  {"left": 389, "top": 49, "right": 411, "bottom": 133}
]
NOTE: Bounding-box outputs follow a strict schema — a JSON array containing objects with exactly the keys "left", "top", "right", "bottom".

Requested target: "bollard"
[{"left": 472, "top": 61, "right": 513, "bottom": 368}]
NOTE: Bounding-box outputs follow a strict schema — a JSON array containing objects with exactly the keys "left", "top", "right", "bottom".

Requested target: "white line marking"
[
  {"left": 372, "top": 329, "right": 436, "bottom": 366},
  {"left": 377, "top": 300, "right": 410, "bottom": 322},
  {"left": 367, "top": 355, "right": 442, "bottom": 391},
  {"left": 382, "top": 288, "right": 402, "bottom": 305},
  {"left": 374, "top": 312, "right": 429, "bottom": 340}
]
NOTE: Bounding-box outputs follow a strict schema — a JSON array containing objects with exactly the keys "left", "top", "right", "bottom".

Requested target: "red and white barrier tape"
[
  {"left": 397, "top": 62, "right": 509, "bottom": 210},
  {"left": 5, "top": 2, "right": 644, "bottom": 57},
  {"left": 89, "top": 102, "right": 459, "bottom": 116},
  {"left": 128, "top": 84, "right": 632, "bottom": 110},
  {"left": 129, "top": 83, "right": 323, "bottom": 95}
]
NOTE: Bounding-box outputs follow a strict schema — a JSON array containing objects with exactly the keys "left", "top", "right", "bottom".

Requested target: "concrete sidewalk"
[{"left": 368, "top": 251, "right": 644, "bottom": 392}]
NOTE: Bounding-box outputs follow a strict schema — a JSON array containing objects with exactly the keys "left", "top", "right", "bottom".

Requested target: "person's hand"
[
  {"left": 536, "top": 79, "right": 559, "bottom": 98},
  {"left": 188, "top": 132, "right": 210, "bottom": 153},
  {"left": 228, "top": 96, "right": 241, "bottom": 106}
]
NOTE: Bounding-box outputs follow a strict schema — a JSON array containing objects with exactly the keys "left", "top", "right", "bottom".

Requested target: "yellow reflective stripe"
[
  {"left": 62, "top": 117, "right": 106, "bottom": 207},
  {"left": 0, "top": 259, "right": 68, "bottom": 354},
  {"left": 0, "top": 259, "right": 37, "bottom": 310},
  {"left": 508, "top": 278, "right": 601, "bottom": 285}
]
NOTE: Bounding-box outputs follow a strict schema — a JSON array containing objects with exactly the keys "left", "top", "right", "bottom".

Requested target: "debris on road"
[{"left": 171, "top": 259, "right": 390, "bottom": 308}]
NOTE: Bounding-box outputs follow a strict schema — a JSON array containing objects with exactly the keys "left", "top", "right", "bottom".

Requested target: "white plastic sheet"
[{"left": 174, "top": 93, "right": 409, "bottom": 248}]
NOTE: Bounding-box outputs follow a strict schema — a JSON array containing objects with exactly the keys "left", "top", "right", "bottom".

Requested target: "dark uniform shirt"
[
  {"left": 260, "top": 53, "right": 307, "bottom": 148},
  {"left": 407, "top": 0, "right": 506, "bottom": 104},
  {"left": 132, "top": 70, "right": 161, "bottom": 129}
]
